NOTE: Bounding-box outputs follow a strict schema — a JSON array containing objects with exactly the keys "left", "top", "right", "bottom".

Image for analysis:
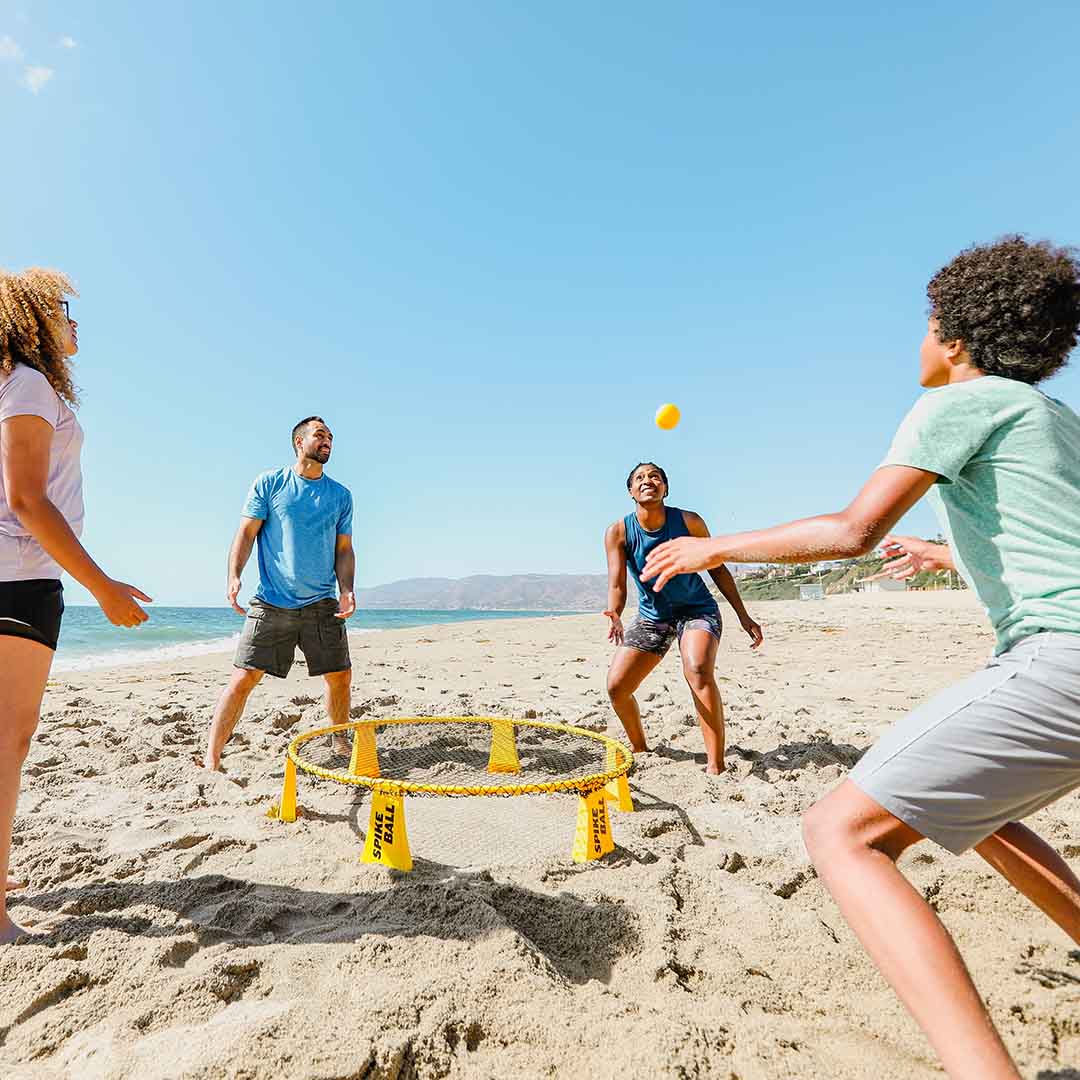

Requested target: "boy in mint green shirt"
[
  {"left": 641, "top": 236, "right": 1080, "bottom": 1079},
  {"left": 883, "top": 374, "right": 1080, "bottom": 652}
]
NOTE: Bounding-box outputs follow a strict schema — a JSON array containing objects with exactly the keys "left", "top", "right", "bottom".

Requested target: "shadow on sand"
[{"left": 9, "top": 863, "right": 640, "bottom": 988}]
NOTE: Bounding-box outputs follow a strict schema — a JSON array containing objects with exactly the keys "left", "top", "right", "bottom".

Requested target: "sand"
[{"left": 2, "top": 591, "right": 1078, "bottom": 1079}]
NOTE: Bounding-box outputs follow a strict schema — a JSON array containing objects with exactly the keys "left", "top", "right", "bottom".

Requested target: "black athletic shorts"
[
  {"left": 0, "top": 578, "right": 64, "bottom": 651},
  {"left": 234, "top": 597, "right": 351, "bottom": 679}
]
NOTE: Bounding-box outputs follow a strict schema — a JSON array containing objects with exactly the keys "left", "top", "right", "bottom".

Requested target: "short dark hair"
[
  {"left": 292, "top": 415, "right": 327, "bottom": 453},
  {"left": 626, "top": 461, "right": 669, "bottom": 493},
  {"left": 927, "top": 235, "right": 1080, "bottom": 385}
]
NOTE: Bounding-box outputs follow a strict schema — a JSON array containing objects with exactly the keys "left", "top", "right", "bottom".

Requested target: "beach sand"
[{"left": 2, "top": 592, "right": 1078, "bottom": 1078}]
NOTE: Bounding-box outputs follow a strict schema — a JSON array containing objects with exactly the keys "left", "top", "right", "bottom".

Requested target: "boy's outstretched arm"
[
  {"left": 642, "top": 466, "right": 938, "bottom": 591},
  {"left": 683, "top": 511, "right": 763, "bottom": 648}
]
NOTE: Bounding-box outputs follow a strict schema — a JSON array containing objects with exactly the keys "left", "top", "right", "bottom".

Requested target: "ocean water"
[{"left": 52, "top": 606, "right": 578, "bottom": 672}]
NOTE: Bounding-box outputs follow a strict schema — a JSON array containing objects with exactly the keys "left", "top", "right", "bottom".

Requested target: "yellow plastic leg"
[
  {"left": 267, "top": 756, "right": 298, "bottom": 822},
  {"left": 572, "top": 788, "right": 615, "bottom": 863},
  {"left": 604, "top": 743, "right": 634, "bottom": 811},
  {"left": 361, "top": 790, "right": 413, "bottom": 871},
  {"left": 487, "top": 719, "right": 521, "bottom": 774},
  {"left": 349, "top": 725, "right": 380, "bottom": 777}
]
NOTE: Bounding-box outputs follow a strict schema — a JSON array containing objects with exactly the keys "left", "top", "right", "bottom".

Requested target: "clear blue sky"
[{"left": 3, "top": 3, "right": 1078, "bottom": 605}]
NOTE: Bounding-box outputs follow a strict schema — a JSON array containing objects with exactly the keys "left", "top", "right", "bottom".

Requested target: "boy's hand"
[
  {"left": 868, "top": 535, "right": 952, "bottom": 580},
  {"left": 604, "top": 610, "right": 624, "bottom": 645},
  {"left": 641, "top": 536, "right": 718, "bottom": 591}
]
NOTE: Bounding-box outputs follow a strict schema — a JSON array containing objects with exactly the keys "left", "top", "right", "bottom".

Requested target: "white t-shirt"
[{"left": 0, "top": 364, "right": 84, "bottom": 580}]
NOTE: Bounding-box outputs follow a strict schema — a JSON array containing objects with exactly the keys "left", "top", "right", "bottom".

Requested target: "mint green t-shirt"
[{"left": 882, "top": 375, "right": 1080, "bottom": 654}]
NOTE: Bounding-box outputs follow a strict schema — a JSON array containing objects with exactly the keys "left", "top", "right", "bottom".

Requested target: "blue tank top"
[{"left": 623, "top": 506, "right": 719, "bottom": 623}]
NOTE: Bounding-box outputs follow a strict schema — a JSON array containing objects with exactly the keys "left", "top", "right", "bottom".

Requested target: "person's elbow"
[
  {"left": 834, "top": 511, "right": 887, "bottom": 557},
  {"left": 7, "top": 487, "right": 49, "bottom": 519}
]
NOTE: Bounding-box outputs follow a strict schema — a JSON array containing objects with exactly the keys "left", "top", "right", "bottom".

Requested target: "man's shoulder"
[
  {"left": 322, "top": 473, "right": 352, "bottom": 500},
  {"left": 253, "top": 465, "right": 292, "bottom": 488},
  {"left": 247, "top": 464, "right": 293, "bottom": 496}
]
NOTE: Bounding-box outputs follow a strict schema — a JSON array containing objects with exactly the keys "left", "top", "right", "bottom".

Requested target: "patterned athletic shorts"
[{"left": 622, "top": 611, "right": 722, "bottom": 658}]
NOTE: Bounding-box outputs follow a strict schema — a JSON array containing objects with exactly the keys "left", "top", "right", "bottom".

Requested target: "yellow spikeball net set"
[{"left": 267, "top": 717, "right": 635, "bottom": 870}]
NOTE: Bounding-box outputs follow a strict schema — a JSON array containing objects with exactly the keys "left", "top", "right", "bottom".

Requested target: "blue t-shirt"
[
  {"left": 624, "top": 506, "right": 718, "bottom": 623},
  {"left": 242, "top": 467, "right": 353, "bottom": 609}
]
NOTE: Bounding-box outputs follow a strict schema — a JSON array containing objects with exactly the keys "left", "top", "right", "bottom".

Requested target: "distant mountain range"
[
  {"left": 356, "top": 574, "right": 611, "bottom": 611},
  {"left": 355, "top": 570, "right": 755, "bottom": 611}
]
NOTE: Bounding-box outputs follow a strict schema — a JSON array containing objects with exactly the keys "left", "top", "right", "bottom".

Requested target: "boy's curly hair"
[
  {"left": 0, "top": 268, "right": 79, "bottom": 405},
  {"left": 927, "top": 236, "right": 1080, "bottom": 385}
]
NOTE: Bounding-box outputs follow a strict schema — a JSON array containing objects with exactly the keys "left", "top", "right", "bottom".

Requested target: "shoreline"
[
  {"left": 50, "top": 608, "right": 588, "bottom": 676},
  {"left": 49, "top": 590, "right": 978, "bottom": 680}
]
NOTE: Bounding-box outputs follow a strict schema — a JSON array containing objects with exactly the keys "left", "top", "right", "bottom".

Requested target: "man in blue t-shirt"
[{"left": 203, "top": 416, "right": 355, "bottom": 771}]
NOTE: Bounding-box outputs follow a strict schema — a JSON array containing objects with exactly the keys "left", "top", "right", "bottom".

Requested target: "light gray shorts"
[{"left": 849, "top": 631, "right": 1080, "bottom": 855}]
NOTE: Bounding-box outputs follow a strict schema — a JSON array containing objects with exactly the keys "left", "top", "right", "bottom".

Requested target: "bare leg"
[
  {"left": 606, "top": 646, "right": 663, "bottom": 752},
  {"left": 203, "top": 667, "right": 264, "bottom": 770},
  {"left": 1, "top": 637, "right": 54, "bottom": 943},
  {"left": 678, "top": 629, "right": 724, "bottom": 773},
  {"left": 803, "top": 781, "right": 1020, "bottom": 1079},
  {"left": 975, "top": 821, "right": 1080, "bottom": 944},
  {"left": 323, "top": 668, "right": 352, "bottom": 756}
]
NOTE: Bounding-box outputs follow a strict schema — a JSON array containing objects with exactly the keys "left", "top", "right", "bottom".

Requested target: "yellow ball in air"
[{"left": 655, "top": 403, "right": 681, "bottom": 430}]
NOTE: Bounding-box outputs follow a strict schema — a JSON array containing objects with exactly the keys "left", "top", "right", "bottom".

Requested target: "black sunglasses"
[{"left": 60, "top": 300, "right": 71, "bottom": 319}]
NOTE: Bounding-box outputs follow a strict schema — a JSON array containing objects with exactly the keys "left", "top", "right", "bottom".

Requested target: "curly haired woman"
[
  {"left": 641, "top": 236, "right": 1080, "bottom": 1078},
  {"left": 1, "top": 268, "right": 151, "bottom": 944}
]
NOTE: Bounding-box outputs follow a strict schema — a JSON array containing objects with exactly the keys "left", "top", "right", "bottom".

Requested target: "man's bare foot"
[
  {"left": 194, "top": 751, "right": 223, "bottom": 772},
  {"left": 330, "top": 733, "right": 351, "bottom": 757},
  {"left": 0, "top": 919, "right": 32, "bottom": 945},
  {"left": 5, "top": 878, "right": 27, "bottom": 892}
]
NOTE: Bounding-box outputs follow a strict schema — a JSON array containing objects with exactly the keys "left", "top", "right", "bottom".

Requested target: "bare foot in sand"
[
  {"left": 5, "top": 878, "right": 27, "bottom": 893},
  {"left": 194, "top": 752, "right": 222, "bottom": 772},
  {"left": 0, "top": 919, "right": 32, "bottom": 945},
  {"left": 330, "top": 733, "right": 351, "bottom": 757}
]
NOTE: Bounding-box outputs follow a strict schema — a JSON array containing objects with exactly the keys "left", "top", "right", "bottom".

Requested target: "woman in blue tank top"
[{"left": 603, "top": 462, "right": 763, "bottom": 773}]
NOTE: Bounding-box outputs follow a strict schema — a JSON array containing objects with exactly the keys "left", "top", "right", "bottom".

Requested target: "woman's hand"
[
  {"left": 740, "top": 614, "right": 764, "bottom": 650},
  {"left": 93, "top": 578, "right": 152, "bottom": 627}
]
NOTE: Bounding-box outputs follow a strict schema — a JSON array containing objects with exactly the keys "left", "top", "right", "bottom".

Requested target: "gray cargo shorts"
[
  {"left": 234, "top": 597, "right": 351, "bottom": 679},
  {"left": 850, "top": 631, "right": 1080, "bottom": 854}
]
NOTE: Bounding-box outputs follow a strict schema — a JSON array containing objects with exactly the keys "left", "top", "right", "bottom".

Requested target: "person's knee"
[
  {"left": 231, "top": 667, "right": 264, "bottom": 693},
  {"left": 803, "top": 790, "right": 917, "bottom": 867},
  {"left": 802, "top": 795, "right": 868, "bottom": 868},
  {"left": 607, "top": 673, "right": 631, "bottom": 702},
  {"left": 802, "top": 799, "right": 837, "bottom": 862},
  {"left": 0, "top": 714, "right": 37, "bottom": 764},
  {"left": 681, "top": 660, "right": 712, "bottom": 689}
]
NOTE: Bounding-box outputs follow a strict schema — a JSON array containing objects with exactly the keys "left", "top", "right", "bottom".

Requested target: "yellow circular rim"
[{"left": 287, "top": 715, "right": 633, "bottom": 797}]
